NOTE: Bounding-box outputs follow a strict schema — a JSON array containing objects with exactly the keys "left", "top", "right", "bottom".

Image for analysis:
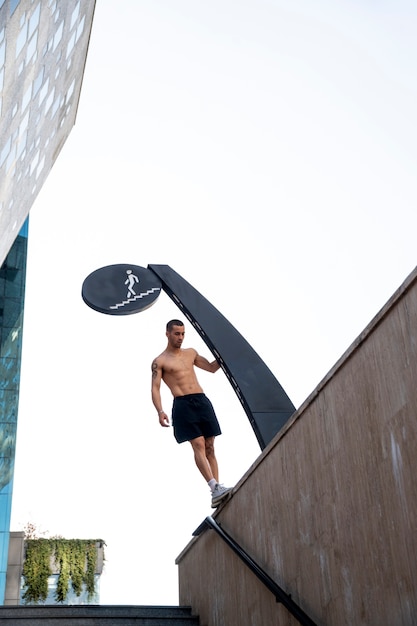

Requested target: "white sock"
[{"left": 208, "top": 478, "right": 217, "bottom": 492}]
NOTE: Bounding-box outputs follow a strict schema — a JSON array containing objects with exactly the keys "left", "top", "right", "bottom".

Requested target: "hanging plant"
[
  {"left": 22, "top": 539, "right": 53, "bottom": 604},
  {"left": 84, "top": 541, "right": 99, "bottom": 599},
  {"left": 68, "top": 539, "right": 86, "bottom": 598},
  {"left": 22, "top": 538, "right": 104, "bottom": 604},
  {"left": 53, "top": 539, "right": 71, "bottom": 603}
]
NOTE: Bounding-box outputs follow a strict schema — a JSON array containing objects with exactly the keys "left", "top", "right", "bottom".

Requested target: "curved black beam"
[{"left": 148, "top": 264, "right": 295, "bottom": 450}]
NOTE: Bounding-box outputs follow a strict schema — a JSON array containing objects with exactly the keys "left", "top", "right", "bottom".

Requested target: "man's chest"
[{"left": 163, "top": 352, "right": 194, "bottom": 376}]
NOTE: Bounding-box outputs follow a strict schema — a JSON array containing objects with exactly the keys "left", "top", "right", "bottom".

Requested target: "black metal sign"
[
  {"left": 82, "top": 264, "right": 161, "bottom": 315},
  {"left": 82, "top": 263, "right": 295, "bottom": 449}
]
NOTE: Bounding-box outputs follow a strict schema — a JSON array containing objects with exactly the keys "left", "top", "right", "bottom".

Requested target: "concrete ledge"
[{"left": 176, "top": 264, "right": 417, "bottom": 625}]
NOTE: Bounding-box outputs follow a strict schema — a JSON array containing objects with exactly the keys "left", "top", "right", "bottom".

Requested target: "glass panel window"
[
  {"left": 36, "top": 154, "right": 45, "bottom": 179},
  {"left": 21, "top": 83, "right": 31, "bottom": 111},
  {"left": 53, "top": 20, "right": 63, "bottom": 51},
  {"left": 28, "top": 3, "right": 40, "bottom": 39},
  {"left": 51, "top": 94, "right": 61, "bottom": 117},
  {"left": 20, "top": 111, "right": 29, "bottom": 135},
  {"left": 10, "top": 0, "right": 20, "bottom": 15},
  {"left": 38, "top": 77, "right": 49, "bottom": 104},
  {"left": 16, "top": 131, "right": 27, "bottom": 159},
  {"left": 26, "top": 31, "right": 38, "bottom": 64},
  {"left": 15, "top": 23, "right": 28, "bottom": 57},
  {"left": 65, "top": 78, "right": 75, "bottom": 103},
  {"left": 0, "top": 137, "right": 11, "bottom": 167},
  {"left": 44, "top": 87, "right": 54, "bottom": 114},
  {"left": 33, "top": 66, "right": 44, "bottom": 95},
  {"left": 6, "top": 144, "right": 16, "bottom": 172},
  {"left": 70, "top": 1, "right": 80, "bottom": 29},
  {"left": 66, "top": 31, "right": 75, "bottom": 59},
  {"left": 29, "top": 149, "right": 39, "bottom": 175},
  {"left": 76, "top": 16, "right": 85, "bottom": 43}
]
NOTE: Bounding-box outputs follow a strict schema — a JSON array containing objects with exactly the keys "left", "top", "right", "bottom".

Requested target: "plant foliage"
[
  {"left": 22, "top": 538, "right": 104, "bottom": 604},
  {"left": 22, "top": 539, "right": 53, "bottom": 604}
]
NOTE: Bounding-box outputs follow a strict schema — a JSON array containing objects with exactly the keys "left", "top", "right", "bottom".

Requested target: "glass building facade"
[
  {"left": 0, "top": 0, "right": 96, "bottom": 604},
  {"left": 0, "top": 0, "right": 97, "bottom": 268},
  {"left": 0, "top": 221, "right": 28, "bottom": 604}
]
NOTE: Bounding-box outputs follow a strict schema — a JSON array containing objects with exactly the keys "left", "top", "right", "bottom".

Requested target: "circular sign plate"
[{"left": 82, "top": 264, "right": 162, "bottom": 315}]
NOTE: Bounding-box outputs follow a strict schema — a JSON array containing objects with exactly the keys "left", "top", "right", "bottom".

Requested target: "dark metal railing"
[{"left": 193, "top": 516, "right": 317, "bottom": 626}]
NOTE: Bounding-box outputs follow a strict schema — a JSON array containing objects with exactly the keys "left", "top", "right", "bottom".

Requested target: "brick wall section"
[{"left": 176, "top": 266, "right": 417, "bottom": 626}]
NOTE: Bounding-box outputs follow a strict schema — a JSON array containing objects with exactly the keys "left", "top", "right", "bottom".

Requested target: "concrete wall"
[
  {"left": 4, "top": 533, "right": 25, "bottom": 605},
  {"left": 176, "top": 266, "right": 417, "bottom": 626}
]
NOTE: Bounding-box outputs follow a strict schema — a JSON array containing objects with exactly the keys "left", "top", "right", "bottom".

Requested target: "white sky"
[{"left": 10, "top": 0, "right": 417, "bottom": 606}]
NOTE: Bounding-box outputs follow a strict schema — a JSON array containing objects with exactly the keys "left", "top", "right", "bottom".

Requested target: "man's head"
[
  {"left": 166, "top": 319, "right": 184, "bottom": 332},
  {"left": 166, "top": 319, "right": 185, "bottom": 348}
]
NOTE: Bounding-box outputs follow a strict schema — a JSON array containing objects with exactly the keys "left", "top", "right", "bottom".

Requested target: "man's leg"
[
  {"left": 189, "top": 436, "right": 214, "bottom": 482},
  {"left": 190, "top": 436, "right": 231, "bottom": 507},
  {"left": 204, "top": 436, "right": 219, "bottom": 482}
]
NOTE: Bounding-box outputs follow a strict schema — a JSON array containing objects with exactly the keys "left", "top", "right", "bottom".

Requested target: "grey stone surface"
[{"left": 0, "top": 605, "right": 200, "bottom": 625}]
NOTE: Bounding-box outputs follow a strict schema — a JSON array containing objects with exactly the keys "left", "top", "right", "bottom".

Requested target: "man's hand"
[{"left": 159, "top": 411, "right": 170, "bottom": 427}]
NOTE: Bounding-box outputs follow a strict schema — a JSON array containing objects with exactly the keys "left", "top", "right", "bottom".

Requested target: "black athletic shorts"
[{"left": 172, "top": 393, "right": 222, "bottom": 443}]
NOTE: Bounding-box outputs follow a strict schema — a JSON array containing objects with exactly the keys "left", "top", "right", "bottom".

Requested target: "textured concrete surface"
[{"left": 177, "top": 265, "right": 417, "bottom": 626}]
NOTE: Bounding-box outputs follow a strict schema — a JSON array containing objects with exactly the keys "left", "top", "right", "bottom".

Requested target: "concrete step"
[{"left": 0, "top": 605, "right": 200, "bottom": 625}]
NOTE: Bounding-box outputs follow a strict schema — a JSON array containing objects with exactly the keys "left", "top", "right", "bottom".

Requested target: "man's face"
[{"left": 167, "top": 325, "right": 185, "bottom": 348}]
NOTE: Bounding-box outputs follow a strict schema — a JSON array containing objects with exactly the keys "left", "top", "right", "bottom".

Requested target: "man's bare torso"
[{"left": 158, "top": 347, "right": 204, "bottom": 397}]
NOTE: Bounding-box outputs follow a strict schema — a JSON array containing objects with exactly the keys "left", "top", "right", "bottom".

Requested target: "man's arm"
[
  {"left": 194, "top": 352, "right": 221, "bottom": 373},
  {"left": 151, "top": 358, "right": 170, "bottom": 427}
]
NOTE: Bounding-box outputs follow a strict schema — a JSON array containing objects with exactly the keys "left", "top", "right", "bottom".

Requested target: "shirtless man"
[{"left": 151, "top": 319, "right": 231, "bottom": 507}]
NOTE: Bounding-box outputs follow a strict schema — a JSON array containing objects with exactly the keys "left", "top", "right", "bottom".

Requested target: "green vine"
[
  {"left": 22, "top": 538, "right": 104, "bottom": 604},
  {"left": 84, "top": 541, "right": 98, "bottom": 598},
  {"left": 22, "top": 539, "right": 53, "bottom": 604}
]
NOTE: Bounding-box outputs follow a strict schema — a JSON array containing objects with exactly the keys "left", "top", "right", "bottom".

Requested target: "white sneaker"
[{"left": 211, "top": 483, "right": 231, "bottom": 508}]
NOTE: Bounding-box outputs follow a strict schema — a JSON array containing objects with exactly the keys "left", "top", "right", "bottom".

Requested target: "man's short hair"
[{"left": 166, "top": 319, "right": 184, "bottom": 331}]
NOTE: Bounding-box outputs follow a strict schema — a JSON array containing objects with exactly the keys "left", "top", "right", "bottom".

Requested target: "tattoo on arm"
[{"left": 151, "top": 361, "right": 158, "bottom": 379}]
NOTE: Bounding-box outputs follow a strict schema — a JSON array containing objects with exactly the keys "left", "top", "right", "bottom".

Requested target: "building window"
[
  {"left": 10, "top": 0, "right": 21, "bottom": 16},
  {"left": 28, "top": 3, "right": 40, "bottom": 38},
  {"left": 70, "top": 1, "right": 80, "bottom": 29},
  {"left": 0, "top": 137, "right": 11, "bottom": 167},
  {"left": 21, "top": 83, "right": 32, "bottom": 111},
  {"left": 0, "top": 40, "right": 5, "bottom": 66},
  {"left": 33, "top": 65, "right": 44, "bottom": 95},
  {"left": 52, "top": 20, "right": 63, "bottom": 51},
  {"left": 16, "top": 22, "right": 27, "bottom": 57}
]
